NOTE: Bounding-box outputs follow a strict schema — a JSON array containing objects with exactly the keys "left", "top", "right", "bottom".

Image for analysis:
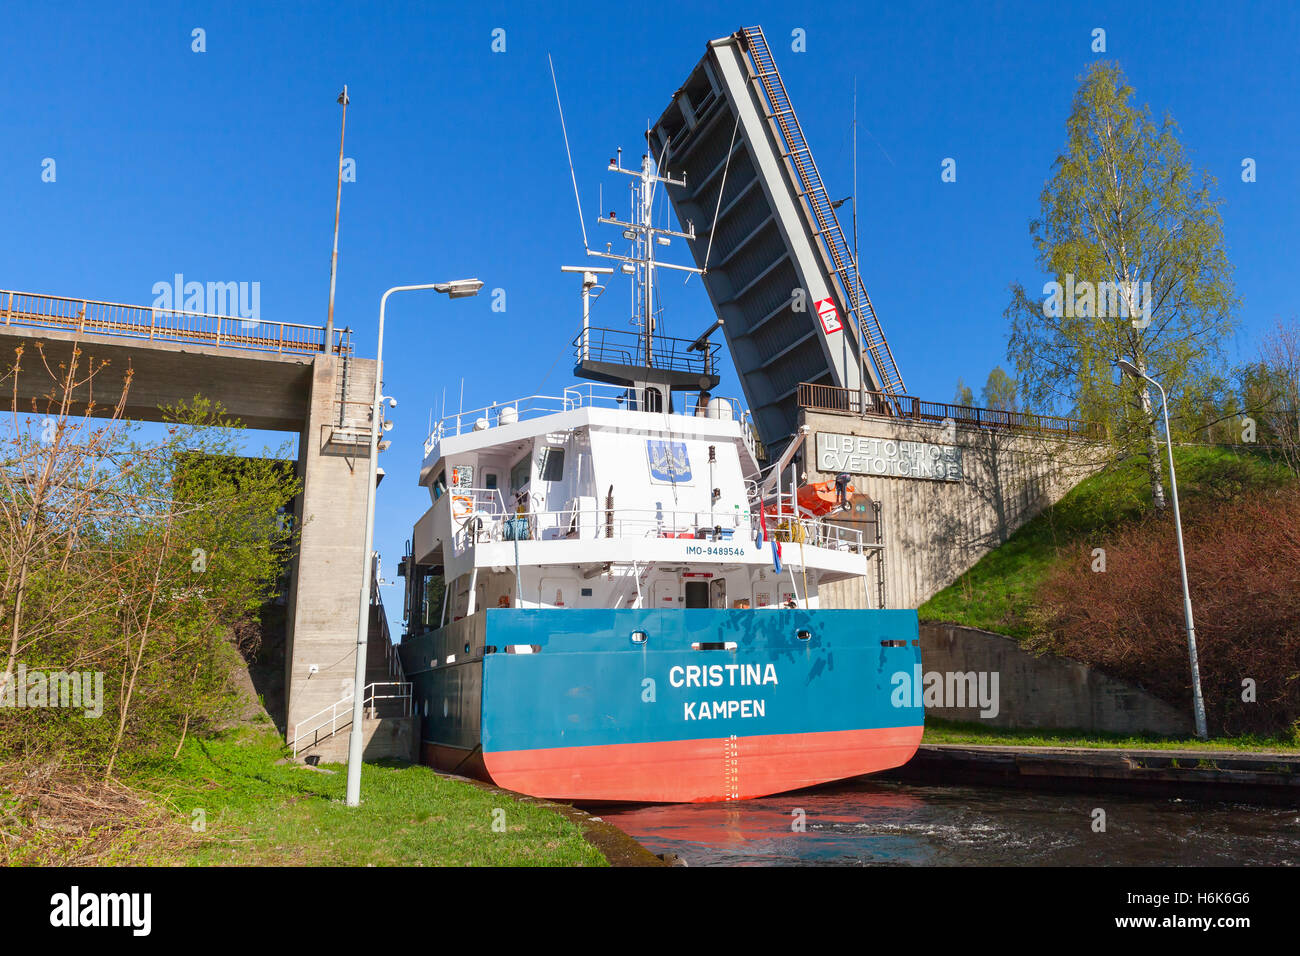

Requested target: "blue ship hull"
[{"left": 399, "top": 608, "right": 923, "bottom": 802}]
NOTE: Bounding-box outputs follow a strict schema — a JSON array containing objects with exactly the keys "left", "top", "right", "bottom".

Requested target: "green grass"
[
  {"left": 130, "top": 728, "right": 607, "bottom": 866},
  {"left": 918, "top": 446, "right": 1293, "bottom": 639},
  {"left": 923, "top": 717, "right": 1300, "bottom": 752}
]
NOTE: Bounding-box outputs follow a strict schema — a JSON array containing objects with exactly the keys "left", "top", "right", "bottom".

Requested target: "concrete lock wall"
[
  {"left": 801, "top": 409, "right": 1105, "bottom": 611},
  {"left": 919, "top": 623, "right": 1194, "bottom": 735}
]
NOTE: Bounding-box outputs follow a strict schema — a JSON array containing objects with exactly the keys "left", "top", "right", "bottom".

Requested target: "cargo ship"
[{"left": 396, "top": 144, "right": 923, "bottom": 803}]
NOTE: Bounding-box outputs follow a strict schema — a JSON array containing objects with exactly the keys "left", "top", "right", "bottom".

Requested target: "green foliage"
[
  {"left": 0, "top": 394, "right": 300, "bottom": 774},
  {"left": 981, "top": 366, "right": 1018, "bottom": 412},
  {"left": 923, "top": 717, "right": 1299, "bottom": 752},
  {"left": 919, "top": 446, "right": 1293, "bottom": 639},
  {"left": 1004, "top": 61, "right": 1239, "bottom": 506},
  {"left": 953, "top": 377, "right": 975, "bottom": 407},
  {"left": 136, "top": 729, "right": 607, "bottom": 866}
]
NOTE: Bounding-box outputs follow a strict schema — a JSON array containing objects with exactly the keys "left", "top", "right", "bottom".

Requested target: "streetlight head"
[
  {"left": 1115, "top": 358, "right": 1142, "bottom": 379},
  {"left": 434, "top": 279, "right": 484, "bottom": 299}
]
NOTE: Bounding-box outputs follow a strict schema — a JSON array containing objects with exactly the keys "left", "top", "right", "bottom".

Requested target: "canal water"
[{"left": 602, "top": 780, "right": 1300, "bottom": 866}]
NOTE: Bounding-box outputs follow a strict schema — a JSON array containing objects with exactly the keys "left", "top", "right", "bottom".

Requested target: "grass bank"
[
  {"left": 918, "top": 446, "right": 1293, "bottom": 640},
  {"left": 4, "top": 726, "right": 607, "bottom": 867},
  {"left": 923, "top": 717, "right": 1300, "bottom": 752}
]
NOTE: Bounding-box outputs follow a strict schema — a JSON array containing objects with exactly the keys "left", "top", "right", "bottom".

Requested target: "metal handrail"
[
  {"left": 572, "top": 326, "right": 722, "bottom": 376},
  {"left": 289, "top": 681, "right": 412, "bottom": 757},
  {"left": 797, "top": 381, "right": 1105, "bottom": 440},
  {"left": 448, "top": 502, "right": 868, "bottom": 554},
  {"left": 0, "top": 288, "right": 352, "bottom": 356},
  {"left": 424, "top": 383, "right": 750, "bottom": 451},
  {"left": 738, "top": 26, "right": 905, "bottom": 398}
]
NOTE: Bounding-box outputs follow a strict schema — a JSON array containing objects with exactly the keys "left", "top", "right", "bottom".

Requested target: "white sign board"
[{"left": 816, "top": 431, "right": 963, "bottom": 482}]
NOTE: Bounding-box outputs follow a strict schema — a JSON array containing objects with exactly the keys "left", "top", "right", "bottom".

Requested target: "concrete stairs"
[
  {"left": 297, "top": 712, "right": 418, "bottom": 765},
  {"left": 291, "top": 594, "right": 417, "bottom": 764}
]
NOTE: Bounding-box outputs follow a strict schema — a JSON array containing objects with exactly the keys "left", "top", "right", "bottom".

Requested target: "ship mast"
[
  {"left": 591, "top": 145, "right": 702, "bottom": 369},
  {"left": 566, "top": 142, "right": 723, "bottom": 410}
]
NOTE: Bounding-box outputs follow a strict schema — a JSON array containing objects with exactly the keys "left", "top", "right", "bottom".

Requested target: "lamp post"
[
  {"left": 1116, "top": 358, "right": 1209, "bottom": 739},
  {"left": 346, "top": 278, "right": 483, "bottom": 808}
]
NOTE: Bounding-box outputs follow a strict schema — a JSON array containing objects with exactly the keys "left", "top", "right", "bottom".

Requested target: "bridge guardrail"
[
  {"left": 798, "top": 382, "right": 1105, "bottom": 440},
  {"left": 0, "top": 289, "right": 351, "bottom": 356}
]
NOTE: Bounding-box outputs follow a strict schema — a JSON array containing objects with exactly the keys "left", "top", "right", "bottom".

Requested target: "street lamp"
[
  {"left": 345, "top": 279, "right": 483, "bottom": 807},
  {"left": 1116, "top": 357, "right": 1208, "bottom": 739}
]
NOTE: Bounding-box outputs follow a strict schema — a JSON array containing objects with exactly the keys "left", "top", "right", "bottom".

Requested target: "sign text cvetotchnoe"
[{"left": 816, "top": 431, "right": 963, "bottom": 482}]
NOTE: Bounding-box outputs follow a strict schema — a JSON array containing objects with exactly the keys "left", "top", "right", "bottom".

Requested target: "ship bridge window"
[
  {"left": 432, "top": 470, "right": 447, "bottom": 500},
  {"left": 540, "top": 447, "right": 565, "bottom": 482}
]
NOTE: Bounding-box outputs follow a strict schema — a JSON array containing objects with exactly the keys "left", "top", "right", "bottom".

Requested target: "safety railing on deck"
[
  {"left": 573, "top": 326, "right": 722, "bottom": 377},
  {"left": 447, "top": 496, "right": 870, "bottom": 555},
  {"left": 0, "top": 289, "right": 352, "bottom": 356},
  {"left": 424, "top": 381, "right": 755, "bottom": 454},
  {"left": 797, "top": 382, "right": 1105, "bottom": 440}
]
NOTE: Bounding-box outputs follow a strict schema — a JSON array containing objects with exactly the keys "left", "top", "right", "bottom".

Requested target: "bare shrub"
[{"left": 1032, "top": 488, "right": 1300, "bottom": 735}]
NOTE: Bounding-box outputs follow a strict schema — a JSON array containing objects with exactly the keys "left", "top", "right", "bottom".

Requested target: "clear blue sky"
[{"left": 4, "top": 1, "right": 1297, "bottom": 627}]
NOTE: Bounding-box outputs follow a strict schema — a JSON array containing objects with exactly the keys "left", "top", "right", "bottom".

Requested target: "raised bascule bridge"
[
  {"left": 0, "top": 290, "right": 413, "bottom": 760},
  {"left": 650, "top": 25, "right": 905, "bottom": 457},
  {"left": 650, "top": 26, "right": 1103, "bottom": 610}
]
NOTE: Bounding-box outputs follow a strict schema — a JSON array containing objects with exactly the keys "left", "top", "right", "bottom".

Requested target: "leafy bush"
[{"left": 0, "top": 345, "right": 299, "bottom": 775}]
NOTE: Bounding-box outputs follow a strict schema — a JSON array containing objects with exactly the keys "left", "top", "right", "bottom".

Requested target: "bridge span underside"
[
  {"left": 652, "top": 27, "right": 906, "bottom": 459},
  {"left": 0, "top": 324, "right": 313, "bottom": 429},
  {"left": 0, "top": 322, "right": 377, "bottom": 739}
]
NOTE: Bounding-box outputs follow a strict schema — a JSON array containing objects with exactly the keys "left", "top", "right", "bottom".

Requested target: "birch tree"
[{"left": 1005, "top": 61, "right": 1238, "bottom": 511}]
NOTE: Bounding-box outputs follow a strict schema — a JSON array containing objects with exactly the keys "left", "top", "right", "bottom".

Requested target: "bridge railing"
[
  {"left": 798, "top": 382, "right": 1106, "bottom": 440},
  {"left": 0, "top": 289, "right": 351, "bottom": 356}
]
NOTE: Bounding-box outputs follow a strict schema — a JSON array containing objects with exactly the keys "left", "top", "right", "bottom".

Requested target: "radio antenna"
[{"left": 549, "top": 54, "right": 589, "bottom": 251}]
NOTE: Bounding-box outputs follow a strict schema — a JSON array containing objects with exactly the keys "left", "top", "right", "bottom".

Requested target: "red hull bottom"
[{"left": 425, "top": 727, "right": 923, "bottom": 803}]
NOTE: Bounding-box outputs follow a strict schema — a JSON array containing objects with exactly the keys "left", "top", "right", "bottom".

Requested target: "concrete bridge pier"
[{"left": 283, "top": 354, "right": 378, "bottom": 739}]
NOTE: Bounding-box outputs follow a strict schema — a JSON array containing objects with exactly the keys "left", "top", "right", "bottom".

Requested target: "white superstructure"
[
  {"left": 403, "top": 141, "right": 881, "bottom": 628},
  {"left": 409, "top": 383, "right": 877, "bottom": 625}
]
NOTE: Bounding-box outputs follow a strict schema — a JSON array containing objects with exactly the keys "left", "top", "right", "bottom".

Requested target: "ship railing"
[
  {"left": 289, "top": 681, "right": 413, "bottom": 757},
  {"left": 451, "top": 503, "right": 867, "bottom": 554},
  {"left": 423, "top": 386, "right": 751, "bottom": 454},
  {"left": 561, "top": 382, "right": 747, "bottom": 423},
  {"left": 756, "top": 489, "right": 873, "bottom": 553},
  {"left": 572, "top": 326, "right": 722, "bottom": 376},
  {"left": 431, "top": 393, "right": 580, "bottom": 444},
  {"left": 446, "top": 486, "right": 511, "bottom": 517}
]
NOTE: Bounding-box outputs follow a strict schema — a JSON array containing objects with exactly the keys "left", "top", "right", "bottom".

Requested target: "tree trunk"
[{"left": 1137, "top": 377, "right": 1168, "bottom": 511}]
